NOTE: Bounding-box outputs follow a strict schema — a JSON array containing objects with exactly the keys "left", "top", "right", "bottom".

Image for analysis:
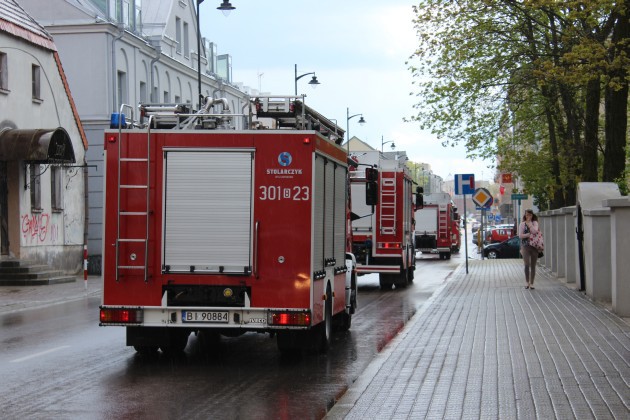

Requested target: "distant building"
[
  {"left": 19, "top": 0, "right": 250, "bottom": 272},
  {"left": 0, "top": 0, "right": 87, "bottom": 272}
]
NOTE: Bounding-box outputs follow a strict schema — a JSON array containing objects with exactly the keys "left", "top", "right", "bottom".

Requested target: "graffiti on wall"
[{"left": 21, "top": 213, "right": 59, "bottom": 244}]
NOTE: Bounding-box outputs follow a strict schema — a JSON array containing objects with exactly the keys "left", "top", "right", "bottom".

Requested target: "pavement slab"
[{"left": 326, "top": 259, "right": 630, "bottom": 420}]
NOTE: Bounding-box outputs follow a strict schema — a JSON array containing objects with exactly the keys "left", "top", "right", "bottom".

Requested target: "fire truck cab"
[{"left": 99, "top": 96, "right": 358, "bottom": 354}]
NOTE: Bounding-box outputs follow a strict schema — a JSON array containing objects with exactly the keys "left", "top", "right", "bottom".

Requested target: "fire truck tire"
[
  {"left": 316, "top": 285, "right": 333, "bottom": 353},
  {"left": 379, "top": 274, "right": 394, "bottom": 290},
  {"left": 197, "top": 329, "right": 221, "bottom": 352},
  {"left": 159, "top": 330, "right": 190, "bottom": 355},
  {"left": 334, "top": 312, "right": 352, "bottom": 332},
  {"left": 394, "top": 269, "right": 408, "bottom": 289},
  {"left": 133, "top": 345, "right": 158, "bottom": 355},
  {"left": 276, "top": 331, "right": 303, "bottom": 354}
]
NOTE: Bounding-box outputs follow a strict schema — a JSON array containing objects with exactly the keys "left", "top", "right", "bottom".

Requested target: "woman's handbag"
[{"left": 529, "top": 230, "right": 544, "bottom": 251}]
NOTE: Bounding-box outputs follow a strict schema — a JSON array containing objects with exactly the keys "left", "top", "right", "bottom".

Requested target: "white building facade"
[
  {"left": 0, "top": 0, "right": 87, "bottom": 272},
  {"left": 18, "top": 0, "right": 250, "bottom": 272}
]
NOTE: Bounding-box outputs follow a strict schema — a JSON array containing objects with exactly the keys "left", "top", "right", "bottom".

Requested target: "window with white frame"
[
  {"left": 117, "top": 70, "right": 128, "bottom": 109},
  {"left": 176, "top": 17, "right": 182, "bottom": 54},
  {"left": 32, "top": 64, "right": 41, "bottom": 99},
  {"left": 29, "top": 164, "right": 41, "bottom": 210},
  {"left": 183, "top": 22, "right": 189, "bottom": 58},
  {"left": 51, "top": 166, "right": 63, "bottom": 210}
]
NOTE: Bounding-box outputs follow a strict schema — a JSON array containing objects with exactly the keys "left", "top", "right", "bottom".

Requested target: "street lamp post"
[
  {"left": 196, "top": 0, "right": 204, "bottom": 110},
  {"left": 381, "top": 135, "right": 395, "bottom": 152},
  {"left": 197, "top": 1, "right": 235, "bottom": 110},
  {"left": 346, "top": 108, "right": 366, "bottom": 152},
  {"left": 294, "top": 64, "right": 320, "bottom": 95}
]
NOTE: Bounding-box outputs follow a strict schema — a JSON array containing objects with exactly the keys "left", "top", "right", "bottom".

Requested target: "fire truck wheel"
[
  {"left": 334, "top": 312, "right": 352, "bottom": 332},
  {"left": 379, "top": 274, "right": 394, "bottom": 290},
  {"left": 394, "top": 270, "right": 408, "bottom": 289},
  {"left": 159, "top": 330, "right": 190, "bottom": 355},
  {"left": 276, "top": 331, "right": 303, "bottom": 354},
  {"left": 133, "top": 345, "right": 158, "bottom": 355},
  {"left": 316, "top": 285, "right": 333, "bottom": 353},
  {"left": 197, "top": 330, "right": 221, "bottom": 352}
]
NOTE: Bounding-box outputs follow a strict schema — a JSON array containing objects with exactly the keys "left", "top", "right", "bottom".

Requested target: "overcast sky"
[{"left": 200, "top": 0, "right": 496, "bottom": 183}]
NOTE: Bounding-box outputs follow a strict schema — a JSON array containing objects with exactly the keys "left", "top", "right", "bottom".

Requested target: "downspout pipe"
[
  {"left": 149, "top": 43, "right": 162, "bottom": 103},
  {"left": 111, "top": 23, "right": 125, "bottom": 112}
]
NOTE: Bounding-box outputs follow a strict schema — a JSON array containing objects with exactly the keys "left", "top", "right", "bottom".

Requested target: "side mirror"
[
  {"left": 365, "top": 167, "right": 378, "bottom": 181},
  {"left": 366, "top": 181, "right": 378, "bottom": 205},
  {"left": 415, "top": 186, "right": 424, "bottom": 210}
]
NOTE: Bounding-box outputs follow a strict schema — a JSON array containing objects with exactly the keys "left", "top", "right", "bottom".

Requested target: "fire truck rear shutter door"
[{"left": 163, "top": 150, "right": 253, "bottom": 273}]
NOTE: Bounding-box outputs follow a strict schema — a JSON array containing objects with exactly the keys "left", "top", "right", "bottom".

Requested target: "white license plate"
[{"left": 182, "top": 310, "right": 229, "bottom": 323}]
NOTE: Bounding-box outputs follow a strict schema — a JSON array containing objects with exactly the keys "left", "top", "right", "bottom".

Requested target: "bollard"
[{"left": 83, "top": 244, "right": 88, "bottom": 290}]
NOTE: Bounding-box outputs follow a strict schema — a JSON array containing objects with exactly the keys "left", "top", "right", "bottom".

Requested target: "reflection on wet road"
[{"left": 0, "top": 254, "right": 462, "bottom": 419}]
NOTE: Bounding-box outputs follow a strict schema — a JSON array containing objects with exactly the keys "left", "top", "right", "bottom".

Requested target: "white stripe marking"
[{"left": 10, "top": 346, "right": 70, "bottom": 363}]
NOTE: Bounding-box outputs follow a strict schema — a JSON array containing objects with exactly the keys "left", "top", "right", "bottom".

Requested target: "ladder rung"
[
  {"left": 119, "top": 238, "right": 147, "bottom": 243},
  {"left": 120, "top": 211, "right": 148, "bottom": 216},
  {"left": 121, "top": 185, "right": 148, "bottom": 189},
  {"left": 120, "top": 158, "right": 148, "bottom": 162}
]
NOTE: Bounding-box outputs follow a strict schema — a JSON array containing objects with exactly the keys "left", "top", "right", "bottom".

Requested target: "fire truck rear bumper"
[
  {"left": 99, "top": 305, "right": 311, "bottom": 330},
  {"left": 356, "top": 265, "right": 401, "bottom": 274}
]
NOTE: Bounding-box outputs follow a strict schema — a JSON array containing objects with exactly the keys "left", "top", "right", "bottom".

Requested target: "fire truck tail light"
[
  {"left": 100, "top": 307, "right": 143, "bottom": 324},
  {"left": 269, "top": 311, "right": 311, "bottom": 326},
  {"left": 378, "top": 242, "right": 401, "bottom": 249}
]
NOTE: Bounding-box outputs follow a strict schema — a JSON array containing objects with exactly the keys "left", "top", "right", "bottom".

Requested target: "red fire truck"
[
  {"left": 349, "top": 151, "right": 420, "bottom": 290},
  {"left": 99, "top": 96, "right": 358, "bottom": 354},
  {"left": 451, "top": 213, "right": 461, "bottom": 253},
  {"left": 414, "top": 193, "right": 458, "bottom": 259}
]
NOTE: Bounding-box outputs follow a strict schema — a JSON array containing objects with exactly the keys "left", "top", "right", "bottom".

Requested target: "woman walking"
[{"left": 519, "top": 209, "right": 540, "bottom": 289}]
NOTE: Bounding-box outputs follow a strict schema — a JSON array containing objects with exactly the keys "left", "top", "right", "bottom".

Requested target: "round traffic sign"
[{"left": 472, "top": 188, "right": 492, "bottom": 208}]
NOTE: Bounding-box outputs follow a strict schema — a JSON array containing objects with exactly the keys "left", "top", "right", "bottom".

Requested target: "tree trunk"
[
  {"left": 541, "top": 86, "right": 565, "bottom": 209},
  {"left": 558, "top": 84, "right": 581, "bottom": 206},
  {"left": 603, "top": 5, "right": 629, "bottom": 182},
  {"left": 582, "top": 77, "right": 600, "bottom": 181}
]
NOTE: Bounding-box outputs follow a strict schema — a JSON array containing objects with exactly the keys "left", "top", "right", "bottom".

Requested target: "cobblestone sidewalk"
[{"left": 327, "top": 259, "right": 630, "bottom": 419}]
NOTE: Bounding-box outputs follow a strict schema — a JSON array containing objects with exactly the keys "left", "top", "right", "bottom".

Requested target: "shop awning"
[{"left": 0, "top": 127, "right": 75, "bottom": 163}]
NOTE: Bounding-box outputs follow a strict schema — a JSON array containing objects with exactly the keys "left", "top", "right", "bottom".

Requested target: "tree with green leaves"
[{"left": 408, "top": 0, "right": 629, "bottom": 208}]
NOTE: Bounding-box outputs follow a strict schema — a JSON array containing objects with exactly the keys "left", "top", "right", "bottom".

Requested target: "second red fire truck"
[
  {"left": 349, "top": 151, "right": 421, "bottom": 290},
  {"left": 99, "top": 96, "right": 358, "bottom": 354},
  {"left": 414, "top": 193, "right": 459, "bottom": 259}
]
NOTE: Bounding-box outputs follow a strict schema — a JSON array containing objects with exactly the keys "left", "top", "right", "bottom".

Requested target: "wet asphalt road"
[{"left": 0, "top": 253, "right": 464, "bottom": 419}]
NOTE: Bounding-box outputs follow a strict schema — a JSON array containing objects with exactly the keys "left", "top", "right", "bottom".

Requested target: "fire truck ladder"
[
  {"left": 438, "top": 204, "right": 448, "bottom": 240},
  {"left": 115, "top": 105, "right": 150, "bottom": 282},
  {"left": 379, "top": 173, "right": 397, "bottom": 235}
]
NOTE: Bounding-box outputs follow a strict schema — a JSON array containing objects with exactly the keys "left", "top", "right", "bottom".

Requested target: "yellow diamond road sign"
[{"left": 472, "top": 188, "right": 492, "bottom": 207}]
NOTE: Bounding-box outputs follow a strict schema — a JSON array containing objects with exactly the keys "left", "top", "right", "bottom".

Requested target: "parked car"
[
  {"left": 488, "top": 228, "right": 515, "bottom": 243},
  {"left": 484, "top": 236, "right": 521, "bottom": 259}
]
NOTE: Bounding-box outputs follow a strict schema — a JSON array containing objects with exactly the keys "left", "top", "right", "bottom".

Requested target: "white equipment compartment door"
[{"left": 163, "top": 150, "right": 253, "bottom": 274}]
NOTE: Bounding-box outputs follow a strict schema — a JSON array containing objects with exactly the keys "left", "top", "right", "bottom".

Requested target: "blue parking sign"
[{"left": 454, "top": 174, "right": 475, "bottom": 195}]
